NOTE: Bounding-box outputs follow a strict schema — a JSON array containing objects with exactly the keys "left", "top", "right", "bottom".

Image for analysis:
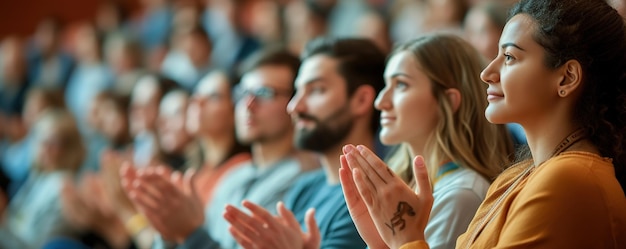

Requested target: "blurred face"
[
  {"left": 428, "top": 0, "right": 465, "bottom": 27},
  {"left": 481, "top": 14, "right": 562, "bottom": 125},
  {"left": 74, "top": 25, "right": 99, "bottom": 62},
  {"left": 465, "top": 8, "right": 502, "bottom": 60},
  {"left": 187, "top": 72, "right": 235, "bottom": 136},
  {"left": 173, "top": 6, "right": 200, "bottom": 30},
  {"left": 375, "top": 51, "right": 439, "bottom": 148},
  {"left": 35, "top": 20, "right": 59, "bottom": 55},
  {"left": 96, "top": 2, "right": 121, "bottom": 31},
  {"left": 248, "top": 0, "right": 281, "bottom": 42},
  {"left": 130, "top": 77, "right": 161, "bottom": 135},
  {"left": 158, "top": 93, "right": 191, "bottom": 154},
  {"left": 99, "top": 101, "right": 128, "bottom": 142},
  {"left": 0, "top": 38, "right": 26, "bottom": 83},
  {"left": 234, "top": 65, "right": 294, "bottom": 144},
  {"left": 181, "top": 33, "right": 211, "bottom": 68},
  {"left": 287, "top": 55, "right": 353, "bottom": 152},
  {"left": 36, "top": 127, "right": 66, "bottom": 171},
  {"left": 107, "top": 43, "right": 135, "bottom": 75},
  {"left": 23, "top": 94, "right": 47, "bottom": 128}
]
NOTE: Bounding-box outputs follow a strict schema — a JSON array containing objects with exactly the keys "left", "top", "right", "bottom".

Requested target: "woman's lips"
[{"left": 487, "top": 90, "right": 504, "bottom": 101}]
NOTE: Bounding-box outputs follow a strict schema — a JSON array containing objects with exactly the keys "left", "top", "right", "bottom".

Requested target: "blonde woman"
[
  {"left": 3, "top": 109, "right": 85, "bottom": 248},
  {"left": 342, "top": 34, "right": 514, "bottom": 249}
]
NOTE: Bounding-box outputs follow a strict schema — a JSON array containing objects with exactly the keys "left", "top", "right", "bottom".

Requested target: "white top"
[{"left": 425, "top": 167, "right": 490, "bottom": 249}]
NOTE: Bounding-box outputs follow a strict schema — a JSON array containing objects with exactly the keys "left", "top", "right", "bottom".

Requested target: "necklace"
[{"left": 463, "top": 128, "right": 587, "bottom": 248}]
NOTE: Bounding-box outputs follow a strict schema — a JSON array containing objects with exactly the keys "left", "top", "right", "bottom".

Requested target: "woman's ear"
[
  {"left": 445, "top": 88, "right": 462, "bottom": 113},
  {"left": 557, "top": 59, "right": 583, "bottom": 97},
  {"left": 351, "top": 85, "right": 377, "bottom": 116}
]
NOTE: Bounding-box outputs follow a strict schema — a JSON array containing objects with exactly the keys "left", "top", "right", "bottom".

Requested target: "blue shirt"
[
  {"left": 284, "top": 169, "right": 366, "bottom": 249},
  {"left": 0, "top": 134, "right": 34, "bottom": 198}
]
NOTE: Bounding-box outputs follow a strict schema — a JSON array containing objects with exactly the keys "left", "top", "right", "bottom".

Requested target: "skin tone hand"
[
  {"left": 224, "top": 200, "right": 320, "bottom": 249},
  {"left": 121, "top": 164, "right": 204, "bottom": 243},
  {"left": 100, "top": 150, "right": 137, "bottom": 220},
  {"left": 339, "top": 154, "right": 389, "bottom": 249},
  {"left": 342, "top": 144, "right": 433, "bottom": 249},
  {"left": 61, "top": 174, "right": 130, "bottom": 249}
]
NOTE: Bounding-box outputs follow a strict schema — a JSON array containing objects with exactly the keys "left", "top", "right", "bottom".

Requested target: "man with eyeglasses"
[
  {"left": 223, "top": 38, "right": 387, "bottom": 248},
  {"left": 124, "top": 48, "right": 319, "bottom": 249}
]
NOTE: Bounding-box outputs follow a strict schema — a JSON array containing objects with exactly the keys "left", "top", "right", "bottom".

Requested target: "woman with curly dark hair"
[{"left": 339, "top": 0, "right": 626, "bottom": 248}]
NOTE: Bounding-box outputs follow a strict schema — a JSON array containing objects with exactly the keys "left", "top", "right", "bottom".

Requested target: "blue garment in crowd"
[{"left": 284, "top": 169, "right": 366, "bottom": 249}]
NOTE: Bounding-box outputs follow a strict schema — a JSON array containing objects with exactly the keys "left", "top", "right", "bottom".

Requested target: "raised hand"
[
  {"left": 121, "top": 164, "right": 204, "bottom": 243},
  {"left": 100, "top": 150, "right": 136, "bottom": 219},
  {"left": 224, "top": 200, "right": 320, "bottom": 249},
  {"left": 342, "top": 144, "right": 433, "bottom": 249},
  {"left": 61, "top": 174, "right": 130, "bottom": 248},
  {"left": 339, "top": 154, "right": 388, "bottom": 249}
]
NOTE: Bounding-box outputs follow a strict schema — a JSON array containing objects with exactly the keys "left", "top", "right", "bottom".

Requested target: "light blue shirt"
[{"left": 4, "top": 171, "right": 73, "bottom": 248}]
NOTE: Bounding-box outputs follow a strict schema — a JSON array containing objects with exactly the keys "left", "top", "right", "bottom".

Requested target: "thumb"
[
  {"left": 413, "top": 155, "right": 432, "bottom": 195},
  {"left": 304, "top": 208, "right": 320, "bottom": 243}
]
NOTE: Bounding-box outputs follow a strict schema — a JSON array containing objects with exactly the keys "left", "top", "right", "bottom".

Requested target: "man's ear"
[
  {"left": 351, "top": 85, "right": 377, "bottom": 116},
  {"left": 445, "top": 88, "right": 461, "bottom": 113},
  {"left": 557, "top": 59, "right": 583, "bottom": 97}
]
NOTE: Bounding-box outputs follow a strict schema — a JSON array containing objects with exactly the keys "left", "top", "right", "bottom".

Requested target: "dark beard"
[{"left": 294, "top": 105, "right": 353, "bottom": 153}]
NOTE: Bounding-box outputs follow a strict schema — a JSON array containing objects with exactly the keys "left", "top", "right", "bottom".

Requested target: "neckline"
[
  {"left": 533, "top": 128, "right": 587, "bottom": 167},
  {"left": 434, "top": 161, "right": 461, "bottom": 185}
]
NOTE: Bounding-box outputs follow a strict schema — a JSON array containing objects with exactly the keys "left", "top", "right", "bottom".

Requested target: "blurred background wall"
[{"left": 0, "top": 0, "right": 140, "bottom": 39}]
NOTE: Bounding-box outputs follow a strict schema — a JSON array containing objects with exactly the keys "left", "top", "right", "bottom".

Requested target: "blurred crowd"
[{"left": 0, "top": 0, "right": 624, "bottom": 248}]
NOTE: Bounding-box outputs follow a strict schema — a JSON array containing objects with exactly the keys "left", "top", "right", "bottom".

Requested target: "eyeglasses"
[{"left": 233, "top": 84, "right": 293, "bottom": 103}]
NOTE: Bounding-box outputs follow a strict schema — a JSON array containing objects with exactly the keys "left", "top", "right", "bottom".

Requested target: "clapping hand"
[
  {"left": 224, "top": 200, "right": 320, "bottom": 249},
  {"left": 121, "top": 164, "right": 204, "bottom": 243},
  {"left": 339, "top": 144, "right": 433, "bottom": 249}
]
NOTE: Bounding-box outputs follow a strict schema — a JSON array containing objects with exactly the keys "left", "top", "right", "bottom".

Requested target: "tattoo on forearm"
[{"left": 385, "top": 201, "right": 416, "bottom": 235}]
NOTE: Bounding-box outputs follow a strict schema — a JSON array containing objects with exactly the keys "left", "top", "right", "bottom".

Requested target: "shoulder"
[
  {"left": 490, "top": 160, "right": 533, "bottom": 190},
  {"left": 295, "top": 169, "right": 326, "bottom": 185},
  {"left": 215, "top": 161, "right": 255, "bottom": 189},
  {"left": 521, "top": 152, "right": 620, "bottom": 207},
  {"left": 287, "top": 170, "right": 326, "bottom": 195},
  {"left": 434, "top": 168, "right": 490, "bottom": 201},
  {"left": 531, "top": 152, "right": 614, "bottom": 190},
  {"left": 285, "top": 169, "right": 327, "bottom": 203}
]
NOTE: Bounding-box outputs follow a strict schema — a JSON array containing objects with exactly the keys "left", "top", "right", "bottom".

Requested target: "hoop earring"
[{"left": 559, "top": 90, "right": 566, "bottom": 96}]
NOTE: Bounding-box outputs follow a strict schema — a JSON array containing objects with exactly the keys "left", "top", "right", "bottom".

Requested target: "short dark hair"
[
  {"left": 238, "top": 47, "right": 301, "bottom": 91},
  {"left": 301, "top": 37, "right": 386, "bottom": 132}
]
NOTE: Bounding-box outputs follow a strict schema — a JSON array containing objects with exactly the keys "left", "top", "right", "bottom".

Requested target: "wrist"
[
  {"left": 391, "top": 236, "right": 425, "bottom": 249},
  {"left": 398, "top": 240, "right": 429, "bottom": 249},
  {"left": 176, "top": 225, "right": 200, "bottom": 244}
]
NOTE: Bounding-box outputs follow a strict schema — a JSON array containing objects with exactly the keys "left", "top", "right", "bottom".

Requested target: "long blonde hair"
[{"left": 386, "top": 34, "right": 514, "bottom": 183}]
